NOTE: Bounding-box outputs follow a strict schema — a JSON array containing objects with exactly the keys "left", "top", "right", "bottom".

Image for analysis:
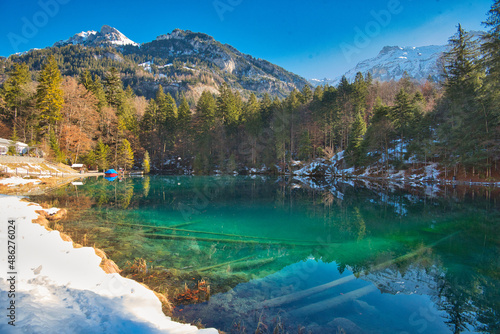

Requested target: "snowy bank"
[
  {"left": 0, "top": 176, "right": 41, "bottom": 187},
  {"left": 0, "top": 195, "right": 217, "bottom": 334}
]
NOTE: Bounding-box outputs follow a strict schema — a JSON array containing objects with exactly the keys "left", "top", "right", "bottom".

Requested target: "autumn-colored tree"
[{"left": 59, "top": 77, "right": 99, "bottom": 163}]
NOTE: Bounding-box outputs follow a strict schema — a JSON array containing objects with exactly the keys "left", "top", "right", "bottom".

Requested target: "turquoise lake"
[{"left": 33, "top": 176, "right": 500, "bottom": 333}]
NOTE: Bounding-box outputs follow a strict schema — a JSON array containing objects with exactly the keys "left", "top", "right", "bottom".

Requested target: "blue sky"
[{"left": 0, "top": 0, "right": 493, "bottom": 79}]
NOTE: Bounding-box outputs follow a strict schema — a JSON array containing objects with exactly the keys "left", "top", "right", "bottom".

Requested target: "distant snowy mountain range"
[
  {"left": 310, "top": 44, "right": 448, "bottom": 86},
  {"left": 310, "top": 31, "right": 485, "bottom": 87}
]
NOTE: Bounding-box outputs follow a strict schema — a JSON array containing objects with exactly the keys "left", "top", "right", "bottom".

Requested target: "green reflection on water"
[{"left": 32, "top": 176, "right": 500, "bottom": 333}]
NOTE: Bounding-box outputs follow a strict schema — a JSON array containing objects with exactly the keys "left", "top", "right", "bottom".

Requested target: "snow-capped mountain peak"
[
  {"left": 54, "top": 25, "right": 138, "bottom": 48},
  {"left": 352, "top": 44, "right": 448, "bottom": 81},
  {"left": 99, "top": 25, "right": 138, "bottom": 46},
  {"left": 310, "top": 30, "right": 486, "bottom": 87},
  {"left": 310, "top": 43, "right": 448, "bottom": 87}
]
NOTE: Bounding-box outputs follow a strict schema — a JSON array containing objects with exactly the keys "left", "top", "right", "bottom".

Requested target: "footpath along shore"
[{"left": 0, "top": 176, "right": 218, "bottom": 334}]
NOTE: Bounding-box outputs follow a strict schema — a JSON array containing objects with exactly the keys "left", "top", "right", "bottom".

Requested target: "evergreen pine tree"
[
  {"left": 196, "top": 90, "right": 216, "bottom": 128},
  {"left": 346, "top": 112, "right": 367, "bottom": 166},
  {"left": 481, "top": 1, "right": 500, "bottom": 175},
  {"left": 78, "top": 69, "right": 93, "bottom": 91},
  {"left": 259, "top": 93, "right": 273, "bottom": 124},
  {"left": 49, "top": 128, "right": 64, "bottom": 162},
  {"left": 155, "top": 85, "right": 178, "bottom": 125},
  {"left": 352, "top": 72, "right": 369, "bottom": 114},
  {"left": 7, "top": 126, "right": 19, "bottom": 155},
  {"left": 91, "top": 76, "right": 107, "bottom": 111},
  {"left": 155, "top": 84, "right": 168, "bottom": 114},
  {"left": 36, "top": 56, "right": 64, "bottom": 134},
  {"left": 3, "top": 63, "right": 30, "bottom": 124},
  {"left": 312, "top": 86, "right": 324, "bottom": 104},
  {"left": 243, "top": 93, "right": 262, "bottom": 165},
  {"left": 118, "top": 139, "right": 134, "bottom": 171},
  {"left": 482, "top": 1, "right": 500, "bottom": 84},
  {"left": 177, "top": 95, "right": 191, "bottom": 130},
  {"left": 94, "top": 138, "right": 110, "bottom": 171},
  {"left": 142, "top": 99, "right": 159, "bottom": 133},
  {"left": 217, "top": 82, "right": 240, "bottom": 126},
  {"left": 124, "top": 85, "right": 135, "bottom": 99},
  {"left": 300, "top": 85, "right": 313, "bottom": 104},
  {"left": 441, "top": 24, "right": 483, "bottom": 173},
  {"left": 163, "top": 92, "right": 178, "bottom": 130},
  {"left": 104, "top": 67, "right": 123, "bottom": 108},
  {"left": 391, "top": 88, "right": 415, "bottom": 161},
  {"left": 242, "top": 93, "right": 260, "bottom": 125},
  {"left": 298, "top": 130, "right": 313, "bottom": 161}
]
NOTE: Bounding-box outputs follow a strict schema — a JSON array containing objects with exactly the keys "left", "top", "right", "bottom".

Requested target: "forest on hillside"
[{"left": 0, "top": 2, "right": 499, "bottom": 178}]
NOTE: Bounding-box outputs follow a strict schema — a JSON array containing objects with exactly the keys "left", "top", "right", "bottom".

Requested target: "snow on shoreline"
[
  {"left": 0, "top": 195, "right": 217, "bottom": 334},
  {"left": 0, "top": 176, "right": 41, "bottom": 187}
]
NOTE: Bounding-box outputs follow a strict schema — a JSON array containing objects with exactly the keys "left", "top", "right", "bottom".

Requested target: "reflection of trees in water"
[
  {"left": 437, "top": 272, "right": 481, "bottom": 333},
  {"left": 118, "top": 179, "right": 134, "bottom": 209},
  {"left": 433, "top": 233, "right": 500, "bottom": 333},
  {"left": 143, "top": 176, "right": 150, "bottom": 197},
  {"left": 79, "top": 177, "right": 142, "bottom": 208}
]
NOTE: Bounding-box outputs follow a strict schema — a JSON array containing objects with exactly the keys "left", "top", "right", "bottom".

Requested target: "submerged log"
[
  {"left": 261, "top": 274, "right": 357, "bottom": 308},
  {"left": 197, "top": 255, "right": 256, "bottom": 272},
  {"left": 229, "top": 257, "right": 276, "bottom": 271},
  {"left": 168, "top": 221, "right": 199, "bottom": 229},
  {"left": 144, "top": 233, "right": 269, "bottom": 245},
  {"left": 290, "top": 284, "right": 378, "bottom": 317}
]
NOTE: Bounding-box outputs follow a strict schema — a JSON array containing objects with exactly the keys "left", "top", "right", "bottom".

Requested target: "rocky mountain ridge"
[{"left": 50, "top": 26, "right": 308, "bottom": 97}]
